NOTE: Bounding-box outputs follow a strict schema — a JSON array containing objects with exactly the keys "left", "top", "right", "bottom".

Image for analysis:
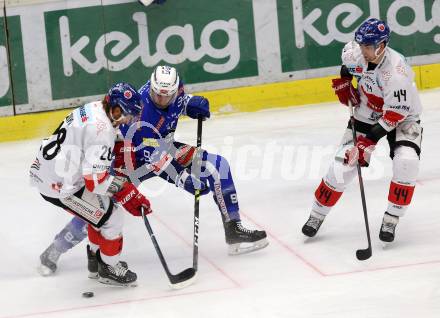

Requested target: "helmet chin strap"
[{"left": 109, "top": 110, "right": 126, "bottom": 127}]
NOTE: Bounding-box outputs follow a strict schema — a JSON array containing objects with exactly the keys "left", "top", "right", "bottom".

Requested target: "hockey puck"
[{"left": 82, "top": 292, "right": 94, "bottom": 298}]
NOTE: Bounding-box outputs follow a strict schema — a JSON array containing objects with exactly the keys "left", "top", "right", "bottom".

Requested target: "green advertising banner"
[
  {"left": 0, "top": 14, "right": 11, "bottom": 108},
  {"left": 45, "top": 0, "right": 258, "bottom": 100},
  {"left": 1, "top": 0, "right": 439, "bottom": 115},
  {"left": 278, "top": 0, "right": 440, "bottom": 73},
  {"left": 0, "top": 15, "right": 28, "bottom": 108}
]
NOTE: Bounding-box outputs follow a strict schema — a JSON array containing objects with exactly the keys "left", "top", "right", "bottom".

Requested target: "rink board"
[{"left": 0, "top": 62, "right": 439, "bottom": 143}]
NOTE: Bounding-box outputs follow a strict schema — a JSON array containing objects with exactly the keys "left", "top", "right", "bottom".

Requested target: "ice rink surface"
[{"left": 1, "top": 89, "right": 440, "bottom": 318}]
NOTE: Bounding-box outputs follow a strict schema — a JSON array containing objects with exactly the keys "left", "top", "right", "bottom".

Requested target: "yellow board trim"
[{"left": 1, "top": 63, "right": 439, "bottom": 143}]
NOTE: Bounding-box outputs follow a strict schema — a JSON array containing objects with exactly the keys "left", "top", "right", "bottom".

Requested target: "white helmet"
[{"left": 149, "top": 65, "right": 180, "bottom": 108}]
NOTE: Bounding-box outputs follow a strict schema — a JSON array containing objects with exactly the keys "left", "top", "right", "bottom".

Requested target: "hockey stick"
[
  {"left": 141, "top": 207, "right": 196, "bottom": 289},
  {"left": 348, "top": 101, "right": 372, "bottom": 261},
  {"left": 192, "top": 116, "right": 203, "bottom": 270}
]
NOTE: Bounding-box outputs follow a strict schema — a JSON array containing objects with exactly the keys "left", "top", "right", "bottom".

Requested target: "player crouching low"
[{"left": 30, "top": 83, "right": 151, "bottom": 286}]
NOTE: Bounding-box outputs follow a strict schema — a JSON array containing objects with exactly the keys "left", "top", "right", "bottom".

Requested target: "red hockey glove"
[
  {"left": 175, "top": 144, "right": 197, "bottom": 167},
  {"left": 344, "top": 135, "right": 376, "bottom": 167},
  {"left": 332, "top": 77, "right": 360, "bottom": 107},
  {"left": 113, "top": 141, "right": 136, "bottom": 177},
  {"left": 113, "top": 182, "right": 152, "bottom": 216}
]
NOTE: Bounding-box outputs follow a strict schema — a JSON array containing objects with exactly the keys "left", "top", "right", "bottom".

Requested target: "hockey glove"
[
  {"left": 344, "top": 135, "right": 376, "bottom": 167},
  {"left": 185, "top": 96, "right": 210, "bottom": 119},
  {"left": 332, "top": 77, "right": 360, "bottom": 107},
  {"left": 175, "top": 144, "right": 197, "bottom": 167},
  {"left": 112, "top": 141, "right": 136, "bottom": 177},
  {"left": 113, "top": 182, "right": 152, "bottom": 216}
]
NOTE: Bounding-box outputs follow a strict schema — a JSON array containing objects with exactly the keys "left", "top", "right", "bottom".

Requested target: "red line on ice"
[
  {"left": 240, "top": 211, "right": 440, "bottom": 277},
  {"left": 152, "top": 214, "right": 242, "bottom": 288},
  {"left": 240, "top": 211, "right": 326, "bottom": 276}
]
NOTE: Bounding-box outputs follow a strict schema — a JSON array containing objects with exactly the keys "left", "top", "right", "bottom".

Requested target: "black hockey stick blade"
[
  {"left": 169, "top": 268, "right": 197, "bottom": 289},
  {"left": 356, "top": 247, "right": 372, "bottom": 261}
]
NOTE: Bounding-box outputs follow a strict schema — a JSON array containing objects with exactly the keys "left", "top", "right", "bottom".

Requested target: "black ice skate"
[
  {"left": 379, "top": 212, "right": 399, "bottom": 243},
  {"left": 96, "top": 250, "right": 137, "bottom": 287},
  {"left": 87, "top": 245, "right": 128, "bottom": 279},
  {"left": 37, "top": 243, "right": 62, "bottom": 276},
  {"left": 223, "top": 219, "right": 268, "bottom": 255},
  {"left": 302, "top": 211, "right": 326, "bottom": 237},
  {"left": 87, "top": 245, "right": 99, "bottom": 279}
]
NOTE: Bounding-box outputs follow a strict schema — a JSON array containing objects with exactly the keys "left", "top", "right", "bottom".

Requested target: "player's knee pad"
[
  {"left": 324, "top": 160, "right": 357, "bottom": 192},
  {"left": 99, "top": 207, "right": 124, "bottom": 239},
  {"left": 388, "top": 146, "right": 418, "bottom": 216},
  {"left": 392, "top": 146, "right": 419, "bottom": 183}
]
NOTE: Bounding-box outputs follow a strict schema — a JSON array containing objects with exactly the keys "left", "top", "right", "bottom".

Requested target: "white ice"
[{"left": 1, "top": 89, "right": 440, "bottom": 318}]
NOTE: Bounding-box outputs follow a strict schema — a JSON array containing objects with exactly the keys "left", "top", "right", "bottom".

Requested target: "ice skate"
[
  {"left": 96, "top": 250, "right": 137, "bottom": 287},
  {"left": 302, "top": 211, "right": 326, "bottom": 238},
  {"left": 223, "top": 219, "right": 268, "bottom": 255},
  {"left": 37, "top": 243, "right": 62, "bottom": 276},
  {"left": 379, "top": 212, "right": 399, "bottom": 245},
  {"left": 86, "top": 245, "right": 99, "bottom": 279},
  {"left": 87, "top": 245, "right": 128, "bottom": 279}
]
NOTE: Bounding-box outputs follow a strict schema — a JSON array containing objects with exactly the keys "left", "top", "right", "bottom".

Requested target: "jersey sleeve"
[
  {"left": 81, "top": 124, "right": 115, "bottom": 195},
  {"left": 378, "top": 60, "right": 414, "bottom": 131},
  {"left": 181, "top": 93, "right": 193, "bottom": 117}
]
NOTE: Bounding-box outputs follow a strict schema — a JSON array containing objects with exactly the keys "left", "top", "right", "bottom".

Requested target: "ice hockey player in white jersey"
[
  {"left": 30, "top": 83, "right": 152, "bottom": 286},
  {"left": 301, "top": 18, "right": 423, "bottom": 243}
]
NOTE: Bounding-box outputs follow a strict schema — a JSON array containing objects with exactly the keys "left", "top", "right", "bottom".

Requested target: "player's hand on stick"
[{"left": 332, "top": 77, "right": 360, "bottom": 107}]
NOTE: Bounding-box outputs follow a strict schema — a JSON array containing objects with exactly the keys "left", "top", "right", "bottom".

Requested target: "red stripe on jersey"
[
  {"left": 361, "top": 86, "right": 384, "bottom": 112},
  {"left": 84, "top": 174, "right": 95, "bottom": 192},
  {"left": 96, "top": 171, "right": 109, "bottom": 184},
  {"left": 382, "top": 111, "right": 405, "bottom": 127},
  {"left": 83, "top": 171, "right": 109, "bottom": 192}
]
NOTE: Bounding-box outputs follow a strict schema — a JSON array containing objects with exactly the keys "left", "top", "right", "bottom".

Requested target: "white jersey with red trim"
[
  {"left": 29, "top": 101, "right": 116, "bottom": 198},
  {"left": 341, "top": 41, "right": 422, "bottom": 131}
]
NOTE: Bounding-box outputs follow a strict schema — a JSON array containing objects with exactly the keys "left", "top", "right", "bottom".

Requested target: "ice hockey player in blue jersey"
[{"left": 118, "top": 65, "right": 268, "bottom": 255}]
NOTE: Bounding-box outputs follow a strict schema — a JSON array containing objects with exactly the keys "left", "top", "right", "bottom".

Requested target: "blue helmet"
[
  {"left": 355, "top": 18, "right": 390, "bottom": 46},
  {"left": 106, "top": 82, "right": 142, "bottom": 116}
]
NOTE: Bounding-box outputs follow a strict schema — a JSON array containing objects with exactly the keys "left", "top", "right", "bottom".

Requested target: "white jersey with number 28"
[{"left": 30, "top": 102, "right": 116, "bottom": 198}]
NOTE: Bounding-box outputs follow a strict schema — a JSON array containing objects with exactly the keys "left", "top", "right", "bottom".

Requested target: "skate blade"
[
  {"left": 98, "top": 277, "right": 138, "bottom": 287},
  {"left": 88, "top": 272, "right": 99, "bottom": 279},
  {"left": 381, "top": 241, "right": 393, "bottom": 249},
  {"left": 37, "top": 264, "right": 55, "bottom": 277},
  {"left": 228, "top": 238, "right": 269, "bottom": 256}
]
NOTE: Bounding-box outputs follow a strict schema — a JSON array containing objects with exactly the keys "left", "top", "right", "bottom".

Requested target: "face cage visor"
[{"left": 149, "top": 87, "right": 177, "bottom": 109}]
